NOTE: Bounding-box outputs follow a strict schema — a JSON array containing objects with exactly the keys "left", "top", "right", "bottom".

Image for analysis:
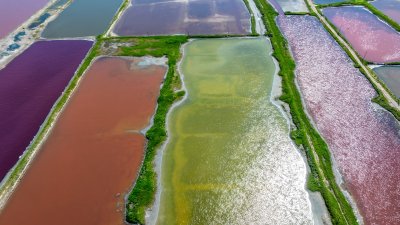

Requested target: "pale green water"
[{"left": 156, "top": 38, "right": 313, "bottom": 224}]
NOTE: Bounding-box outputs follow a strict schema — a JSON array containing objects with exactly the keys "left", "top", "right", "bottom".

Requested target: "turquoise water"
[{"left": 42, "top": 0, "right": 122, "bottom": 38}]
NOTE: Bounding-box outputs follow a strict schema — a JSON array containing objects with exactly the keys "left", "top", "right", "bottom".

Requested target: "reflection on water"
[
  {"left": 113, "top": 0, "right": 250, "bottom": 36},
  {"left": 157, "top": 38, "right": 314, "bottom": 224}
]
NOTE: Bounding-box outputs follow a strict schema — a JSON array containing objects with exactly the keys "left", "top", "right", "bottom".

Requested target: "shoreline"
[
  {"left": 122, "top": 56, "right": 170, "bottom": 225},
  {"left": 144, "top": 41, "right": 191, "bottom": 225},
  {"left": 146, "top": 36, "right": 323, "bottom": 224},
  {"left": 270, "top": 49, "right": 330, "bottom": 225},
  {"left": 0, "top": 0, "right": 71, "bottom": 70},
  {"left": 248, "top": 0, "right": 266, "bottom": 34},
  {"left": 105, "top": 0, "right": 133, "bottom": 38}
]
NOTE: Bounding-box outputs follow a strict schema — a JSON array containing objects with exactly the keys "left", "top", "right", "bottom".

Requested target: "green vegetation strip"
[
  {"left": 242, "top": 0, "right": 258, "bottom": 35},
  {"left": 0, "top": 39, "right": 101, "bottom": 201},
  {"left": 252, "top": 0, "right": 358, "bottom": 224},
  {"left": 101, "top": 36, "right": 189, "bottom": 224}
]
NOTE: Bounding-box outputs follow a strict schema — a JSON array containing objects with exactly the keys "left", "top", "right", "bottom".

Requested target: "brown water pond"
[{"left": 0, "top": 57, "right": 167, "bottom": 225}]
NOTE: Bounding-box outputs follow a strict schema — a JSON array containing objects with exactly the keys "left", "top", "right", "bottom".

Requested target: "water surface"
[
  {"left": 113, "top": 0, "right": 250, "bottom": 36},
  {"left": 0, "top": 40, "right": 92, "bottom": 181},
  {"left": 279, "top": 15, "right": 400, "bottom": 225},
  {"left": 0, "top": 0, "right": 49, "bottom": 39},
  {"left": 323, "top": 6, "right": 400, "bottom": 63},
  {"left": 313, "top": 0, "right": 346, "bottom": 4},
  {"left": 0, "top": 57, "right": 166, "bottom": 225},
  {"left": 157, "top": 38, "right": 314, "bottom": 224},
  {"left": 373, "top": 66, "right": 400, "bottom": 98},
  {"left": 42, "top": 0, "right": 122, "bottom": 38},
  {"left": 275, "top": 0, "right": 308, "bottom": 12},
  {"left": 371, "top": 0, "right": 400, "bottom": 24}
]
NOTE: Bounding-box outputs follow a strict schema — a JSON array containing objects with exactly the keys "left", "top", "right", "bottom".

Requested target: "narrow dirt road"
[{"left": 305, "top": 0, "right": 400, "bottom": 112}]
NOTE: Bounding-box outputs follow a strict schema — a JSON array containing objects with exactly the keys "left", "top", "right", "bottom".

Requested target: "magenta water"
[
  {"left": 0, "top": 40, "right": 92, "bottom": 181},
  {"left": 278, "top": 15, "right": 400, "bottom": 225},
  {"left": 113, "top": 0, "right": 250, "bottom": 36},
  {"left": 371, "top": 0, "right": 400, "bottom": 24},
  {"left": 323, "top": 6, "right": 400, "bottom": 63},
  {"left": 0, "top": 0, "right": 49, "bottom": 39}
]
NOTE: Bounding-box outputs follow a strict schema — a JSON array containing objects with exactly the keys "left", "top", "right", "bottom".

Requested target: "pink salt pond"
[
  {"left": 278, "top": 15, "right": 400, "bottom": 225},
  {"left": 323, "top": 6, "right": 400, "bottom": 63},
  {"left": 113, "top": 0, "right": 251, "bottom": 36},
  {"left": 0, "top": 0, "right": 49, "bottom": 39},
  {"left": 371, "top": 0, "right": 400, "bottom": 25}
]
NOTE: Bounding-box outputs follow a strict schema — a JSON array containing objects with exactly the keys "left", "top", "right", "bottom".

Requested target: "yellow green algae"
[{"left": 155, "top": 38, "right": 314, "bottom": 224}]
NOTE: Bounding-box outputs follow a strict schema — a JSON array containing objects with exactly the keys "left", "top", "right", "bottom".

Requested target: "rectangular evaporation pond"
[
  {"left": 323, "top": 6, "right": 400, "bottom": 63},
  {"left": 373, "top": 66, "right": 400, "bottom": 98},
  {"left": 0, "top": 0, "right": 49, "bottom": 39},
  {"left": 0, "top": 40, "right": 92, "bottom": 181},
  {"left": 278, "top": 15, "right": 400, "bottom": 225},
  {"left": 0, "top": 57, "right": 167, "bottom": 225},
  {"left": 42, "top": 0, "right": 123, "bottom": 38},
  {"left": 313, "top": 0, "right": 347, "bottom": 4},
  {"left": 371, "top": 0, "right": 400, "bottom": 24},
  {"left": 113, "top": 0, "right": 251, "bottom": 36},
  {"left": 275, "top": 0, "right": 308, "bottom": 13},
  {"left": 156, "top": 38, "right": 314, "bottom": 224}
]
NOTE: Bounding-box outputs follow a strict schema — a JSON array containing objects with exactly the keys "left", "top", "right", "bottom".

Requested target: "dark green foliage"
[{"left": 112, "top": 36, "right": 188, "bottom": 224}]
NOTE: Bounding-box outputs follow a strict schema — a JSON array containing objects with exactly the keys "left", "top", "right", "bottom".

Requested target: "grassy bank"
[
  {"left": 188, "top": 34, "right": 247, "bottom": 38},
  {"left": 103, "top": 0, "right": 130, "bottom": 37},
  {"left": 242, "top": 0, "right": 258, "bottom": 35},
  {"left": 103, "top": 36, "right": 189, "bottom": 224},
  {"left": 0, "top": 35, "right": 188, "bottom": 224},
  {"left": 253, "top": 0, "right": 358, "bottom": 224},
  {"left": 0, "top": 39, "right": 101, "bottom": 202},
  {"left": 316, "top": 0, "right": 400, "bottom": 33}
]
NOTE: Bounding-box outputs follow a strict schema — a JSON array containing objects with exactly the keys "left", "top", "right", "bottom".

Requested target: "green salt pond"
[{"left": 156, "top": 38, "right": 313, "bottom": 224}]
